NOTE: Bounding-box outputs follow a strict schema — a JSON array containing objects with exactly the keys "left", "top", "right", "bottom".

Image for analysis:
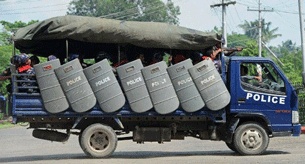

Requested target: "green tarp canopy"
[{"left": 13, "top": 15, "right": 221, "bottom": 57}]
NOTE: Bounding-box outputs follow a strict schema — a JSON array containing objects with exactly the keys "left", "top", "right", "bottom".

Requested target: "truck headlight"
[{"left": 292, "top": 111, "right": 299, "bottom": 124}]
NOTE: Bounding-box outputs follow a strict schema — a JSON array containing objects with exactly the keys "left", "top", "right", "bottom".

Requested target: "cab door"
[{"left": 231, "top": 60, "right": 292, "bottom": 132}]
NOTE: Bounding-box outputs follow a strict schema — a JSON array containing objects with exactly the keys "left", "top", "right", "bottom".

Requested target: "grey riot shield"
[
  {"left": 84, "top": 59, "right": 125, "bottom": 113},
  {"left": 141, "top": 61, "right": 179, "bottom": 114},
  {"left": 188, "top": 59, "right": 231, "bottom": 111},
  {"left": 117, "top": 59, "right": 153, "bottom": 113},
  {"left": 34, "top": 59, "right": 69, "bottom": 113},
  {"left": 54, "top": 59, "right": 96, "bottom": 113},
  {"left": 167, "top": 59, "right": 205, "bottom": 112}
]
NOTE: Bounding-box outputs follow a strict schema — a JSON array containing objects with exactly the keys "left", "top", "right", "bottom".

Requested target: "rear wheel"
[
  {"left": 79, "top": 123, "right": 117, "bottom": 158},
  {"left": 233, "top": 122, "right": 269, "bottom": 155}
]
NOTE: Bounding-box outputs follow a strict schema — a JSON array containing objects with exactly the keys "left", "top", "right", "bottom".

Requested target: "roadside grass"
[{"left": 0, "top": 122, "right": 14, "bottom": 129}]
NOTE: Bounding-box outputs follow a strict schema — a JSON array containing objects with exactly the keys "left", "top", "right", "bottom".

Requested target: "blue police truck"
[{"left": 10, "top": 15, "right": 301, "bottom": 158}]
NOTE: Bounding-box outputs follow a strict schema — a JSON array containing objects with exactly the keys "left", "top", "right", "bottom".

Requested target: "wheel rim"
[
  {"left": 240, "top": 128, "right": 262, "bottom": 150},
  {"left": 89, "top": 131, "right": 109, "bottom": 152}
]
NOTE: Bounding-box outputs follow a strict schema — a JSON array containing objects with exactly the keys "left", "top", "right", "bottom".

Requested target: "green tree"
[
  {"left": 238, "top": 19, "right": 281, "bottom": 43},
  {"left": 0, "top": 20, "right": 37, "bottom": 96},
  {"left": 227, "top": 33, "right": 253, "bottom": 47},
  {"left": 237, "top": 40, "right": 267, "bottom": 57},
  {"left": 278, "top": 50, "right": 302, "bottom": 83},
  {"left": 67, "top": 0, "right": 180, "bottom": 25},
  {"left": 269, "top": 40, "right": 299, "bottom": 58},
  {"left": 211, "top": 26, "right": 222, "bottom": 33},
  {"left": 0, "top": 20, "right": 38, "bottom": 45},
  {"left": 0, "top": 44, "right": 15, "bottom": 96},
  {"left": 0, "top": 20, "right": 38, "bottom": 33}
]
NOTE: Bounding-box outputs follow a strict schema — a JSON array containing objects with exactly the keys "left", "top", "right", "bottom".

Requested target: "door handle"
[{"left": 238, "top": 98, "right": 246, "bottom": 103}]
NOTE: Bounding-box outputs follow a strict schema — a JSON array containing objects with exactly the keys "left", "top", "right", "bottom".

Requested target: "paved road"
[{"left": 0, "top": 126, "right": 304, "bottom": 164}]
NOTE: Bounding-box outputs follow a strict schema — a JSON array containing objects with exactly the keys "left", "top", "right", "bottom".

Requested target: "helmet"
[
  {"left": 18, "top": 53, "right": 30, "bottom": 65},
  {"left": 47, "top": 55, "right": 57, "bottom": 61}
]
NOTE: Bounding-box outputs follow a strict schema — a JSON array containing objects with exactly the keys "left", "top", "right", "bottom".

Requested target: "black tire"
[
  {"left": 79, "top": 123, "right": 118, "bottom": 158},
  {"left": 233, "top": 122, "right": 269, "bottom": 155},
  {"left": 225, "top": 141, "right": 237, "bottom": 152}
]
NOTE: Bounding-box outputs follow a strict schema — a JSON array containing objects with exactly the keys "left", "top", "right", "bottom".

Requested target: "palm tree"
[{"left": 238, "top": 19, "right": 281, "bottom": 43}]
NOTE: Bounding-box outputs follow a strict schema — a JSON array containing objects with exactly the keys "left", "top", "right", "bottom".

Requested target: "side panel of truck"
[{"left": 12, "top": 88, "right": 226, "bottom": 124}]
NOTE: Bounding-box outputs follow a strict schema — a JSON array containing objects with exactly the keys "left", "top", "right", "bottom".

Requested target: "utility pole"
[
  {"left": 299, "top": 0, "right": 305, "bottom": 84},
  {"left": 248, "top": 0, "right": 273, "bottom": 57},
  {"left": 210, "top": 0, "right": 236, "bottom": 48}
]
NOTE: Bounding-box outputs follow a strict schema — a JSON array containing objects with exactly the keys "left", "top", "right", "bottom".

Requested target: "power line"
[
  {"left": 0, "top": 1, "right": 162, "bottom": 17},
  {"left": 0, "top": 9, "right": 67, "bottom": 15},
  {"left": 211, "top": 8, "right": 222, "bottom": 28},
  {"left": 0, "top": 0, "right": 44, "bottom": 6},
  {"left": 273, "top": 12, "right": 298, "bottom": 29},
  {"left": 105, "top": 0, "right": 184, "bottom": 20},
  {"left": 273, "top": 1, "right": 297, "bottom": 8},
  {"left": 227, "top": 7, "right": 241, "bottom": 33},
  {"left": 210, "top": 0, "right": 236, "bottom": 47},
  {"left": 236, "top": 0, "right": 256, "bottom": 5},
  {"left": 0, "top": 3, "right": 69, "bottom": 12},
  {"left": 247, "top": 0, "right": 273, "bottom": 57},
  {"left": 275, "top": 9, "right": 303, "bottom": 15},
  {"left": 256, "top": 2, "right": 299, "bottom": 15},
  {"left": 272, "top": 0, "right": 295, "bottom": 7},
  {"left": 103, "top": 0, "right": 188, "bottom": 19},
  {"left": 99, "top": 1, "right": 161, "bottom": 19},
  {"left": 234, "top": 6, "right": 243, "bottom": 23},
  {"left": 236, "top": 1, "right": 257, "bottom": 8},
  {"left": 114, "top": 5, "right": 164, "bottom": 20},
  {"left": 1, "top": 4, "right": 175, "bottom": 31}
]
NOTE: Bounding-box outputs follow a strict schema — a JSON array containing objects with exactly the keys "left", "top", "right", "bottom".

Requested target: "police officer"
[{"left": 17, "top": 54, "right": 36, "bottom": 93}]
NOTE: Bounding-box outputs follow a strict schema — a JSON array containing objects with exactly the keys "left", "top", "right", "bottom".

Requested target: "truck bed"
[{"left": 12, "top": 92, "right": 225, "bottom": 122}]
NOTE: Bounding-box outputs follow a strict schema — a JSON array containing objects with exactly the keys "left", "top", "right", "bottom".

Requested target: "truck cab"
[{"left": 228, "top": 56, "right": 300, "bottom": 137}]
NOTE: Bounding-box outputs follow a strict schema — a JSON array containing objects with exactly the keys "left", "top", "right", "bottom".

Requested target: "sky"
[{"left": 0, "top": 0, "right": 302, "bottom": 47}]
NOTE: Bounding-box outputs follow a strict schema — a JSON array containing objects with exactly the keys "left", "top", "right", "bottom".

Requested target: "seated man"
[
  {"left": 240, "top": 65, "right": 261, "bottom": 83},
  {"left": 95, "top": 51, "right": 116, "bottom": 73},
  {"left": 136, "top": 53, "right": 148, "bottom": 66},
  {"left": 68, "top": 54, "right": 91, "bottom": 68},
  {"left": 149, "top": 52, "right": 163, "bottom": 65},
  {"left": 30, "top": 55, "right": 40, "bottom": 67}
]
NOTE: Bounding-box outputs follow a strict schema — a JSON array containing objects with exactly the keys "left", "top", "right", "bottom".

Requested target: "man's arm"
[
  {"left": 0, "top": 67, "right": 11, "bottom": 81},
  {"left": 0, "top": 76, "right": 11, "bottom": 81},
  {"left": 241, "top": 76, "right": 261, "bottom": 83}
]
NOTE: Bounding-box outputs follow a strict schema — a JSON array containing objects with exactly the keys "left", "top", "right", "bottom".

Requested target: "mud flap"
[{"left": 223, "top": 118, "right": 240, "bottom": 143}]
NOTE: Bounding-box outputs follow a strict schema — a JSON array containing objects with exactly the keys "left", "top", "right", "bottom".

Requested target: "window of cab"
[{"left": 240, "top": 62, "right": 286, "bottom": 95}]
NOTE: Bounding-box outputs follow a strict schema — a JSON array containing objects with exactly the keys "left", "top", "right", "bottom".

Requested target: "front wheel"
[
  {"left": 79, "top": 123, "right": 118, "bottom": 158},
  {"left": 233, "top": 122, "right": 269, "bottom": 155}
]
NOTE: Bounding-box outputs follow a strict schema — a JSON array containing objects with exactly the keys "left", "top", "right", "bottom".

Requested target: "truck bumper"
[
  {"left": 272, "top": 124, "right": 301, "bottom": 137},
  {"left": 292, "top": 124, "right": 301, "bottom": 136}
]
